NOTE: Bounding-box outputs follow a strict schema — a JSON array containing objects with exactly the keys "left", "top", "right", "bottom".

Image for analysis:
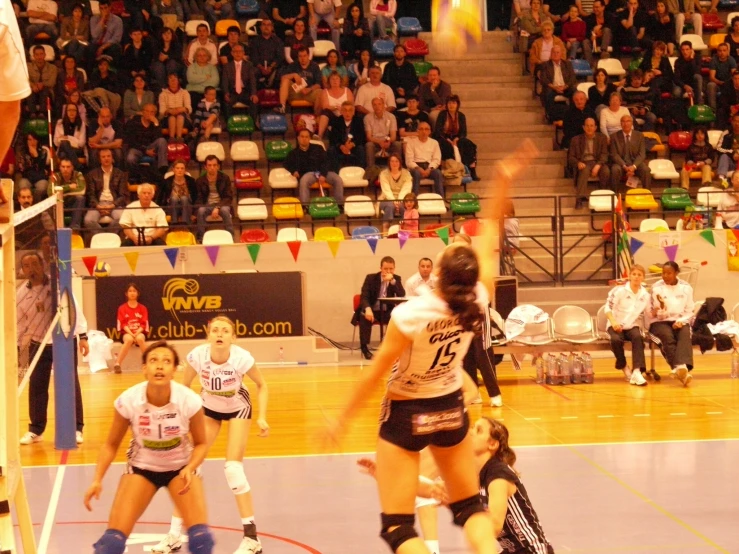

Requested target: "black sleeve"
[
  {"left": 480, "top": 459, "right": 518, "bottom": 490},
  {"left": 284, "top": 149, "right": 298, "bottom": 175},
  {"left": 359, "top": 274, "right": 374, "bottom": 311},
  {"left": 390, "top": 276, "right": 405, "bottom": 298}
]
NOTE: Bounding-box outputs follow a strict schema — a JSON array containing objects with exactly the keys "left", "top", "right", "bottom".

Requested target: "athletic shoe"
[
  {"left": 675, "top": 366, "right": 689, "bottom": 386},
  {"left": 649, "top": 369, "right": 661, "bottom": 382},
  {"left": 684, "top": 372, "right": 693, "bottom": 386},
  {"left": 20, "top": 432, "right": 41, "bottom": 445},
  {"left": 629, "top": 370, "right": 647, "bottom": 386},
  {"left": 470, "top": 395, "right": 482, "bottom": 404},
  {"left": 490, "top": 395, "right": 503, "bottom": 407},
  {"left": 113, "top": 363, "right": 121, "bottom": 374},
  {"left": 622, "top": 365, "right": 633, "bottom": 382},
  {"left": 151, "top": 533, "right": 183, "bottom": 553},
  {"left": 234, "top": 536, "right": 263, "bottom": 554},
  {"left": 76, "top": 431, "right": 84, "bottom": 444}
]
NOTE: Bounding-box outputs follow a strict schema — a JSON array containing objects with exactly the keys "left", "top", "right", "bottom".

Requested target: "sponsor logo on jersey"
[
  {"left": 152, "top": 412, "right": 177, "bottom": 420},
  {"left": 222, "top": 377, "right": 237, "bottom": 387},
  {"left": 164, "top": 426, "right": 180, "bottom": 436},
  {"left": 219, "top": 370, "right": 234, "bottom": 376},
  {"left": 411, "top": 407, "right": 464, "bottom": 435},
  {"left": 139, "top": 416, "right": 150, "bottom": 426},
  {"left": 201, "top": 370, "right": 210, "bottom": 380},
  {"left": 142, "top": 437, "right": 182, "bottom": 451},
  {"left": 206, "top": 390, "right": 237, "bottom": 397},
  {"left": 139, "top": 427, "right": 151, "bottom": 436}
]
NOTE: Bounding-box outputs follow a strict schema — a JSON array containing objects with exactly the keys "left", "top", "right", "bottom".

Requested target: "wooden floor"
[{"left": 18, "top": 352, "right": 739, "bottom": 467}]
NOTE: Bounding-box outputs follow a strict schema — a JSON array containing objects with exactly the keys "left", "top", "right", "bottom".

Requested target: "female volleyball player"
[
  {"left": 83, "top": 341, "right": 214, "bottom": 554},
  {"left": 154, "top": 316, "right": 269, "bottom": 554},
  {"left": 113, "top": 283, "right": 149, "bottom": 374}
]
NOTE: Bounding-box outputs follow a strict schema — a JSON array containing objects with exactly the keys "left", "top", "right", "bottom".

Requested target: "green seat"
[
  {"left": 23, "top": 119, "right": 49, "bottom": 138},
  {"left": 309, "top": 197, "right": 340, "bottom": 219},
  {"left": 687, "top": 104, "right": 715, "bottom": 123},
  {"left": 265, "top": 140, "right": 292, "bottom": 161},
  {"left": 413, "top": 61, "right": 432, "bottom": 78},
  {"left": 660, "top": 187, "right": 694, "bottom": 210},
  {"left": 450, "top": 192, "right": 480, "bottom": 215},
  {"left": 227, "top": 115, "right": 255, "bottom": 136},
  {"left": 628, "top": 57, "right": 643, "bottom": 72}
]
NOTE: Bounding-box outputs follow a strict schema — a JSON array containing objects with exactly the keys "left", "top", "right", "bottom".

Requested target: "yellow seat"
[
  {"left": 709, "top": 33, "right": 727, "bottom": 51},
  {"left": 625, "top": 188, "right": 659, "bottom": 210},
  {"left": 71, "top": 234, "right": 85, "bottom": 250},
  {"left": 215, "top": 19, "right": 240, "bottom": 37},
  {"left": 272, "top": 197, "right": 304, "bottom": 220},
  {"left": 642, "top": 132, "right": 667, "bottom": 155},
  {"left": 165, "top": 230, "right": 197, "bottom": 246},
  {"left": 289, "top": 99, "right": 312, "bottom": 109},
  {"left": 313, "top": 227, "right": 345, "bottom": 241}
]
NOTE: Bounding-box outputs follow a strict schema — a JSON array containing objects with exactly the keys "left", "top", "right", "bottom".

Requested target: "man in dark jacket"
[
  {"left": 562, "top": 90, "right": 596, "bottom": 148},
  {"left": 673, "top": 40, "right": 703, "bottom": 104},
  {"left": 327, "top": 101, "right": 366, "bottom": 169},
  {"left": 285, "top": 128, "right": 345, "bottom": 207},
  {"left": 568, "top": 117, "right": 610, "bottom": 207},
  {"left": 540, "top": 45, "right": 577, "bottom": 122},
  {"left": 249, "top": 18, "right": 285, "bottom": 89},
  {"left": 382, "top": 44, "right": 418, "bottom": 106},
  {"left": 84, "top": 148, "right": 128, "bottom": 232},
  {"left": 194, "top": 154, "right": 234, "bottom": 242}
]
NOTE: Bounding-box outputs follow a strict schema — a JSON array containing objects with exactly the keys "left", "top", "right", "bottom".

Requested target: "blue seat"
[
  {"left": 260, "top": 114, "right": 288, "bottom": 134},
  {"left": 236, "top": 0, "right": 260, "bottom": 16},
  {"left": 139, "top": 155, "right": 156, "bottom": 165},
  {"left": 372, "top": 39, "right": 395, "bottom": 58},
  {"left": 719, "top": 0, "right": 739, "bottom": 8},
  {"left": 461, "top": 165, "right": 472, "bottom": 189},
  {"left": 571, "top": 59, "right": 593, "bottom": 78},
  {"left": 351, "top": 226, "right": 381, "bottom": 240},
  {"left": 397, "top": 16, "right": 423, "bottom": 35}
]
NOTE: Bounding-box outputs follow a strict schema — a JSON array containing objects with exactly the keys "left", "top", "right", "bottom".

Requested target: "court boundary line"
[{"left": 37, "top": 451, "right": 68, "bottom": 554}]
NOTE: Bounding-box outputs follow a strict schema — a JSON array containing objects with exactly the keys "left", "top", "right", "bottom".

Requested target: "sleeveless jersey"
[
  {"left": 186, "top": 344, "right": 255, "bottom": 414},
  {"left": 387, "top": 283, "right": 489, "bottom": 399},
  {"left": 479, "top": 458, "right": 554, "bottom": 554},
  {"left": 115, "top": 381, "right": 202, "bottom": 472}
]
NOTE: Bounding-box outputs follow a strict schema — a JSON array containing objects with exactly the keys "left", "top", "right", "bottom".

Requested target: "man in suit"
[
  {"left": 569, "top": 117, "right": 610, "bottom": 209},
  {"left": 222, "top": 44, "right": 259, "bottom": 120},
  {"left": 539, "top": 44, "right": 577, "bottom": 122},
  {"left": 354, "top": 256, "right": 405, "bottom": 359},
  {"left": 84, "top": 148, "right": 129, "bottom": 233},
  {"left": 609, "top": 114, "right": 651, "bottom": 190}
]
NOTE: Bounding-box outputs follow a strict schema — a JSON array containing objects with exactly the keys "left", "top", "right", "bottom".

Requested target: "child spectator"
[
  {"left": 400, "top": 192, "right": 419, "bottom": 236},
  {"left": 191, "top": 86, "right": 221, "bottom": 143},
  {"left": 562, "top": 5, "right": 586, "bottom": 59},
  {"left": 680, "top": 126, "right": 715, "bottom": 189}
]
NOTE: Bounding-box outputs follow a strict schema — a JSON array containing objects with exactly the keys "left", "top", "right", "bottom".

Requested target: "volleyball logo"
[{"left": 93, "top": 261, "right": 111, "bottom": 278}]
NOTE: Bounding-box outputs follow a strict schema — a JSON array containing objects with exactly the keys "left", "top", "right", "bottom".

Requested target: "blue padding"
[
  {"left": 188, "top": 524, "right": 215, "bottom": 553},
  {"left": 93, "top": 529, "right": 127, "bottom": 554}
]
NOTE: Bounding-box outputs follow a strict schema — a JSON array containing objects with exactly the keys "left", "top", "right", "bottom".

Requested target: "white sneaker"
[
  {"left": 470, "top": 395, "right": 482, "bottom": 405},
  {"left": 490, "top": 395, "right": 503, "bottom": 407},
  {"left": 234, "top": 536, "right": 263, "bottom": 554},
  {"left": 675, "top": 366, "right": 690, "bottom": 386},
  {"left": 622, "top": 365, "right": 633, "bottom": 382},
  {"left": 20, "top": 432, "right": 41, "bottom": 445},
  {"left": 629, "top": 369, "right": 647, "bottom": 386},
  {"left": 151, "top": 533, "right": 183, "bottom": 553},
  {"left": 76, "top": 431, "right": 84, "bottom": 444}
]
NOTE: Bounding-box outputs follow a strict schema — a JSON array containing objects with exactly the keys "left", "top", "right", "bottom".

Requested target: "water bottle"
[
  {"left": 571, "top": 354, "right": 583, "bottom": 384},
  {"left": 278, "top": 346, "right": 284, "bottom": 364},
  {"left": 731, "top": 349, "right": 739, "bottom": 379},
  {"left": 583, "top": 353, "right": 594, "bottom": 384},
  {"left": 535, "top": 356, "right": 544, "bottom": 384},
  {"left": 559, "top": 353, "right": 570, "bottom": 385},
  {"left": 545, "top": 354, "right": 557, "bottom": 385}
]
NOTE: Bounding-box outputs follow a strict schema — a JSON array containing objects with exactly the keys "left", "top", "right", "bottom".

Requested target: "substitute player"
[{"left": 113, "top": 283, "right": 149, "bottom": 373}]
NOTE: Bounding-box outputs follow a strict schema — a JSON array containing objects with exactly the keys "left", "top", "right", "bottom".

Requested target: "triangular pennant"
[
  {"left": 246, "top": 243, "right": 261, "bottom": 264},
  {"left": 436, "top": 226, "right": 450, "bottom": 245},
  {"left": 398, "top": 230, "right": 409, "bottom": 250},
  {"left": 629, "top": 237, "right": 644, "bottom": 256},
  {"left": 164, "top": 248, "right": 179, "bottom": 269},
  {"left": 81, "top": 256, "right": 97, "bottom": 276},
  {"left": 327, "top": 240, "right": 340, "bottom": 258},
  {"left": 733, "top": 228, "right": 739, "bottom": 242},
  {"left": 287, "top": 240, "right": 301, "bottom": 262},
  {"left": 664, "top": 244, "right": 679, "bottom": 262},
  {"left": 205, "top": 245, "right": 220, "bottom": 266},
  {"left": 366, "top": 237, "right": 378, "bottom": 254},
  {"left": 123, "top": 251, "right": 139, "bottom": 273},
  {"left": 699, "top": 229, "right": 715, "bottom": 247}
]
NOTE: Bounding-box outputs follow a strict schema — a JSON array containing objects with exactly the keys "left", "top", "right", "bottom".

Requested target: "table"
[{"left": 378, "top": 297, "right": 408, "bottom": 339}]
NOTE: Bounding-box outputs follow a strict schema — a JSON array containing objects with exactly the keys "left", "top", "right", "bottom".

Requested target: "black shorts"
[
  {"left": 204, "top": 406, "right": 252, "bottom": 421},
  {"left": 379, "top": 389, "right": 469, "bottom": 452},
  {"left": 128, "top": 465, "right": 185, "bottom": 489}
]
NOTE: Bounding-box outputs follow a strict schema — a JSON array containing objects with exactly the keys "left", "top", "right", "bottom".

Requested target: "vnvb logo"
[{"left": 161, "top": 278, "right": 222, "bottom": 324}]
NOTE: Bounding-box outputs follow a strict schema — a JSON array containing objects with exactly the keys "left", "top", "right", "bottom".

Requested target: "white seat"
[
  {"left": 230, "top": 140, "right": 260, "bottom": 162},
  {"left": 589, "top": 190, "right": 617, "bottom": 212},
  {"left": 29, "top": 44, "right": 54, "bottom": 62},
  {"left": 89, "top": 232, "right": 122, "bottom": 249},
  {"left": 577, "top": 82, "right": 595, "bottom": 95},
  {"left": 510, "top": 319, "right": 553, "bottom": 346},
  {"left": 344, "top": 195, "right": 375, "bottom": 218},
  {"left": 387, "top": 224, "right": 400, "bottom": 236},
  {"left": 78, "top": 67, "right": 87, "bottom": 83},
  {"left": 268, "top": 168, "right": 298, "bottom": 190},
  {"left": 552, "top": 305, "right": 596, "bottom": 343},
  {"left": 668, "top": 56, "right": 677, "bottom": 71},
  {"left": 732, "top": 301, "right": 739, "bottom": 322},
  {"left": 313, "top": 39, "right": 335, "bottom": 58},
  {"left": 597, "top": 58, "right": 626, "bottom": 77},
  {"left": 318, "top": 62, "right": 327, "bottom": 70},
  {"left": 237, "top": 198, "right": 268, "bottom": 221},
  {"left": 310, "top": 139, "right": 326, "bottom": 150},
  {"left": 202, "top": 229, "right": 234, "bottom": 245},
  {"left": 681, "top": 33, "right": 708, "bottom": 51},
  {"left": 693, "top": 299, "right": 704, "bottom": 316},
  {"left": 595, "top": 305, "right": 609, "bottom": 339},
  {"left": 728, "top": 12, "right": 739, "bottom": 28},
  {"left": 186, "top": 20, "right": 209, "bottom": 37},
  {"left": 196, "top": 141, "right": 226, "bottom": 162},
  {"left": 339, "top": 166, "right": 369, "bottom": 189},
  {"left": 648, "top": 159, "right": 680, "bottom": 180},
  {"left": 276, "top": 227, "right": 308, "bottom": 242},
  {"left": 639, "top": 218, "right": 670, "bottom": 232},
  {"left": 417, "top": 193, "right": 446, "bottom": 216},
  {"left": 675, "top": 218, "right": 685, "bottom": 231},
  {"left": 379, "top": 60, "right": 388, "bottom": 72},
  {"left": 696, "top": 185, "right": 724, "bottom": 207},
  {"left": 245, "top": 18, "right": 262, "bottom": 36},
  {"left": 708, "top": 129, "right": 724, "bottom": 149}
]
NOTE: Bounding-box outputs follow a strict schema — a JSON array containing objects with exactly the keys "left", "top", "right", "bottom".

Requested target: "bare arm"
[
  {"left": 0, "top": 101, "right": 21, "bottom": 163},
  {"left": 246, "top": 364, "right": 269, "bottom": 429},
  {"left": 84, "top": 411, "right": 129, "bottom": 510},
  {"left": 487, "top": 479, "right": 516, "bottom": 536},
  {"left": 182, "top": 362, "right": 198, "bottom": 387}
]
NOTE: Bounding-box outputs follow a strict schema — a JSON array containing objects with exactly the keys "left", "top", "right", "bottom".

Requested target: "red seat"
[
  {"left": 240, "top": 229, "right": 269, "bottom": 242},
  {"left": 601, "top": 220, "right": 632, "bottom": 241},
  {"left": 234, "top": 168, "right": 263, "bottom": 189},
  {"left": 292, "top": 113, "right": 317, "bottom": 132},
  {"left": 423, "top": 223, "right": 454, "bottom": 238},
  {"left": 702, "top": 12, "right": 724, "bottom": 31},
  {"left": 404, "top": 38, "right": 429, "bottom": 57},
  {"left": 316, "top": 20, "right": 332, "bottom": 37},
  {"left": 459, "top": 219, "right": 483, "bottom": 236},
  {"left": 257, "top": 88, "right": 280, "bottom": 108},
  {"left": 167, "top": 142, "right": 191, "bottom": 163},
  {"left": 668, "top": 131, "right": 692, "bottom": 152}
]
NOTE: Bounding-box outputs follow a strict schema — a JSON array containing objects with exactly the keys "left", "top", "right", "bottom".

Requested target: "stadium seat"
[
  {"left": 577, "top": 82, "right": 595, "bottom": 95},
  {"left": 681, "top": 33, "right": 708, "bottom": 51},
  {"left": 314, "top": 226, "right": 345, "bottom": 241},
  {"left": 417, "top": 193, "right": 447, "bottom": 216},
  {"left": 668, "top": 56, "right": 677, "bottom": 71},
  {"left": 708, "top": 129, "right": 724, "bottom": 149},
  {"left": 450, "top": 192, "right": 480, "bottom": 215},
  {"left": 687, "top": 104, "right": 715, "bottom": 123},
  {"left": 276, "top": 227, "right": 308, "bottom": 242},
  {"left": 570, "top": 58, "right": 593, "bottom": 79},
  {"left": 273, "top": 197, "right": 304, "bottom": 220},
  {"left": 23, "top": 119, "right": 49, "bottom": 138},
  {"left": 90, "top": 233, "right": 122, "bottom": 249},
  {"left": 642, "top": 131, "right": 667, "bottom": 156},
  {"left": 397, "top": 16, "right": 423, "bottom": 36},
  {"left": 245, "top": 18, "right": 261, "bottom": 36},
  {"left": 231, "top": 141, "right": 260, "bottom": 168},
  {"left": 403, "top": 38, "right": 429, "bottom": 58},
  {"left": 459, "top": 219, "right": 483, "bottom": 236},
  {"left": 661, "top": 188, "right": 694, "bottom": 210},
  {"left": 339, "top": 166, "right": 369, "bottom": 191},
  {"left": 195, "top": 141, "right": 226, "bottom": 163},
  {"left": 373, "top": 39, "right": 395, "bottom": 58},
  {"left": 71, "top": 234, "right": 85, "bottom": 250},
  {"left": 727, "top": 11, "right": 739, "bottom": 26},
  {"left": 265, "top": 140, "right": 292, "bottom": 170},
  {"left": 236, "top": 0, "right": 260, "bottom": 17},
  {"left": 260, "top": 114, "right": 288, "bottom": 147},
  {"left": 28, "top": 44, "right": 54, "bottom": 62},
  {"left": 167, "top": 142, "right": 190, "bottom": 163},
  {"left": 316, "top": 19, "right": 332, "bottom": 38},
  {"left": 625, "top": 188, "right": 659, "bottom": 210},
  {"left": 628, "top": 57, "right": 643, "bottom": 72},
  {"left": 215, "top": 19, "right": 239, "bottom": 37},
  {"left": 352, "top": 226, "right": 381, "bottom": 239},
  {"left": 268, "top": 167, "right": 298, "bottom": 201},
  {"left": 668, "top": 131, "right": 693, "bottom": 154},
  {"left": 234, "top": 168, "right": 263, "bottom": 192},
  {"left": 696, "top": 185, "right": 724, "bottom": 207},
  {"left": 313, "top": 39, "right": 335, "bottom": 59},
  {"left": 186, "top": 20, "right": 209, "bottom": 37},
  {"left": 227, "top": 115, "right": 255, "bottom": 146},
  {"left": 166, "top": 230, "right": 197, "bottom": 245},
  {"left": 597, "top": 58, "right": 626, "bottom": 77},
  {"left": 257, "top": 88, "right": 280, "bottom": 109},
  {"left": 202, "top": 229, "right": 234, "bottom": 244},
  {"left": 309, "top": 197, "right": 340, "bottom": 220},
  {"left": 413, "top": 61, "right": 432, "bottom": 79},
  {"left": 639, "top": 218, "right": 670, "bottom": 232},
  {"left": 237, "top": 198, "right": 268, "bottom": 221},
  {"left": 344, "top": 195, "right": 375, "bottom": 220},
  {"left": 387, "top": 224, "right": 400, "bottom": 237},
  {"left": 702, "top": 13, "right": 723, "bottom": 31},
  {"left": 709, "top": 33, "right": 728, "bottom": 51},
  {"left": 648, "top": 159, "right": 680, "bottom": 180},
  {"left": 240, "top": 228, "right": 269, "bottom": 242},
  {"left": 551, "top": 305, "right": 597, "bottom": 343}
]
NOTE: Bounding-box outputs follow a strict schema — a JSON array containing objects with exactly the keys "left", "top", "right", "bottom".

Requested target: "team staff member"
[{"left": 83, "top": 341, "right": 215, "bottom": 554}]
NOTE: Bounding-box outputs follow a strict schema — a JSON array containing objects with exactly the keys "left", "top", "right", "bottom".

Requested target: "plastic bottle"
[
  {"left": 559, "top": 353, "right": 570, "bottom": 385},
  {"left": 732, "top": 349, "right": 739, "bottom": 379},
  {"left": 546, "top": 354, "right": 557, "bottom": 385},
  {"left": 571, "top": 354, "right": 582, "bottom": 384},
  {"left": 583, "top": 353, "right": 594, "bottom": 383},
  {"left": 535, "top": 356, "right": 544, "bottom": 384},
  {"left": 278, "top": 346, "right": 284, "bottom": 364}
]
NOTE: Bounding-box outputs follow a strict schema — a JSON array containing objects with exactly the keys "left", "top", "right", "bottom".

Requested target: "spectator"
[
  {"left": 539, "top": 45, "right": 577, "bottom": 122},
  {"left": 719, "top": 69, "right": 739, "bottom": 128},
  {"left": 54, "top": 103, "right": 87, "bottom": 168},
  {"left": 191, "top": 86, "right": 221, "bottom": 142},
  {"left": 355, "top": 65, "right": 396, "bottom": 115},
  {"left": 186, "top": 47, "right": 220, "bottom": 108},
  {"left": 26, "top": 45, "right": 58, "bottom": 118},
  {"left": 418, "top": 66, "right": 451, "bottom": 127},
  {"left": 151, "top": 0, "right": 185, "bottom": 29},
  {"left": 350, "top": 49, "right": 377, "bottom": 91},
  {"left": 121, "top": 28, "right": 155, "bottom": 88},
  {"left": 49, "top": 158, "right": 86, "bottom": 229},
  {"left": 124, "top": 103, "right": 168, "bottom": 174},
  {"left": 600, "top": 91, "right": 630, "bottom": 138},
  {"left": 84, "top": 148, "right": 128, "bottom": 232},
  {"left": 665, "top": 0, "right": 702, "bottom": 43},
  {"left": 615, "top": 0, "right": 649, "bottom": 52},
  {"left": 58, "top": 3, "right": 90, "bottom": 67},
  {"left": 88, "top": 0, "right": 124, "bottom": 67},
  {"left": 84, "top": 56, "right": 122, "bottom": 116},
  {"left": 327, "top": 101, "right": 365, "bottom": 169},
  {"left": 726, "top": 15, "right": 739, "bottom": 64},
  {"left": 55, "top": 57, "right": 86, "bottom": 113},
  {"left": 568, "top": 117, "right": 610, "bottom": 208},
  {"left": 185, "top": 23, "right": 217, "bottom": 67},
  {"left": 159, "top": 74, "right": 192, "bottom": 142},
  {"left": 307, "top": 0, "right": 341, "bottom": 49},
  {"left": 718, "top": 182, "right": 739, "bottom": 228},
  {"left": 396, "top": 94, "right": 429, "bottom": 140},
  {"left": 405, "top": 121, "right": 442, "bottom": 196},
  {"left": 194, "top": 155, "right": 234, "bottom": 242},
  {"left": 382, "top": 44, "right": 418, "bottom": 106},
  {"left": 285, "top": 128, "right": 345, "bottom": 207},
  {"left": 648, "top": 1, "right": 675, "bottom": 55},
  {"left": 528, "top": 21, "right": 564, "bottom": 74},
  {"left": 588, "top": 67, "right": 618, "bottom": 118},
  {"left": 399, "top": 192, "right": 419, "bottom": 235},
  {"left": 341, "top": 3, "right": 371, "bottom": 61},
  {"left": 112, "top": 283, "right": 149, "bottom": 373},
  {"left": 562, "top": 90, "right": 596, "bottom": 149},
  {"left": 151, "top": 27, "right": 183, "bottom": 91},
  {"left": 364, "top": 97, "right": 401, "bottom": 168},
  {"left": 353, "top": 256, "right": 404, "bottom": 359},
  {"left": 707, "top": 43, "right": 737, "bottom": 112},
  {"left": 321, "top": 49, "right": 349, "bottom": 88},
  {"left": 65, "top": 89, "right": 88, "bottom": 124},
  {"left": 405, "top": 257, "right": 437, "bottom": 296},
  {"left": 434, "top": 94, "right": 479, "bottom": 181},
  {"left": 13, "top": 188, "right": 55, "bottom": 250},
  {"left": 316, "top": 71, "right": 354, "bottom": 138},
  {"left": 16, "top": 132, "right": 50, "bottom": 202},
  {"left": 275, "top": 46, "right": 322, "bottom": 114},
  {"left": 249, "top": 18, "right": 285, "bottom": 90},
  {"left": 562, "top": 5, "right": 586, "bottom": 59},
  {"left": 640, "top": 40, "right": 674, "bottom": 94},
  {"left": 120, "top": 183, "right": 168, "bottom": 246},
  {"left": 222, "top": 44, "right": 258, "bottom": 120},
  {"left": 620, "top": 69, "right": 656, "bottom": 131},
  {"left": 123, "top": 74, "right": 156, "bottom": 121},
  {"left": 368, "top": 0, "right": 396, "bottom": 39},
  {"left": 679, "top": 126, "right": 714, "bottom": 189},
  {"left": 87, "top": 106, "right": 124, "bottom": 167},
  {"left": 378, "top": 153, "right": 412, "bottom": 232},
  {"left": 272, "top": 0, "right": 308, "bottom": 40},
  {"left": 520, "top": 0, "right": 551, "bottom": 37},
  {"left": 284, "top": 18, "right": 315, "bottom": 63},
  {"left": 26, "top": 0, "right": 59, "bottom": 41},
  {"left": 218, "top": 25, "right": 248, "bottom": 66},
  {"left": 204, "top": 0, "right": 233, "bottom": 29},
  {"left": 716, "top": 113, "right": 739, "bottom": 186},
  {"left": 673, "top": 39, "right": 702, "bottom": 104},
  {"left": 583, "top": 0, "right": 614, "bottom": 65},
  {"left": 160, "top": 158, "right": 197, "bottom": 224},
  {"left": 609, "top": 114, "right": 651, "bottom": 190}
]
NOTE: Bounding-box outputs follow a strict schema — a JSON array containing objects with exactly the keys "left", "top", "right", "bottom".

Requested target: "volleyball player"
[
  {"left": 113, "top": 283, "right": 149, "bottom": 374},
  {"left": 83, "top": 341, "right": 215, "bottom": 554},
  {"left": 154, "top": 316, "right": 269, "bottom": 554}
]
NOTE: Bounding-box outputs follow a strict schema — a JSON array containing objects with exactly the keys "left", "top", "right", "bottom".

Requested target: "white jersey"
[
  {"left": 387, "top": 283, "right": 489, "bottom": 399},
  {"left": 187, "top": 344, "right": 254, "bottom": 414},
  {"left": 115, "top": 381, "right": 202, "bottom": 472},
  {"left": 0, "top": 0, "right": 31, "bottom": 102}
]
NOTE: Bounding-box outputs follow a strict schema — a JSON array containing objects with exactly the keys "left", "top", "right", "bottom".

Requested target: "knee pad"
[
  {"left": 380, "top": 513, "right": 418, "bottom": 552},
  {"left": 224, "top": 461, "right": 250, "bottom": 495},
  {"left": 449, "top": 494, "right": 486, "bottom": 527},
  {"left": 93, "top": 529, "right": 127, "bottom": 554},
  {"left": 187, "top": 524, "right": 215, "bottom": 554}
]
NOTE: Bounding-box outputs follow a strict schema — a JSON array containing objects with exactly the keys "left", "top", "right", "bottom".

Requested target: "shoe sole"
[
  {"left": 683, "top": 373, "right": 693, "bottom": 387},
  {"left": 676, "top": 367, "right": 689, "bottom": 385}
]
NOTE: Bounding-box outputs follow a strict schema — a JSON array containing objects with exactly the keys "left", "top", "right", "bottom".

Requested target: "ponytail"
[
  {"left": 437, "top": 245, "right": 482, "bottom": 333},
  {"left": 482, "top": 417, "right": 518, "bottom": 473}
]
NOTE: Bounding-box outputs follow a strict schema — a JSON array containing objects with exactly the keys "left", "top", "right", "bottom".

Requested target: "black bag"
[{"left": 692, "top": 298, "right": 730, "bottom": 353}]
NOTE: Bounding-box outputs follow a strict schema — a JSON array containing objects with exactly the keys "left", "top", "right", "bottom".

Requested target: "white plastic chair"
[
  {"left": 509, "top": 319, "right": 554, "bottom": 346},
  {"left": 202, "top": 229, "right": 234, "bottom": 245},
  {"left": 276, "top": 227, "right": 308, "bottom": 242},
  {"left": 196, "top": 141, "right": 225, "bottom": 162},
  {"left": 589, "top": 190, "right": 617, "bottom": 212},
  {"left": 597, "top": 58, "right": 626, "bottom": 77},
  {"left": 313, "top": 39, "right": 335, "bottom": 58},
  {"left": 648, "top": 159, "right": 680, "bottom": 180},
  {"left": 417, "top": 193, "right": 446, "bottom": 216},
  {"left": 90, "top": 232, "right": 122, "bottom": 249},
  {"left": 639, "top": 218, "right": 670, "bottom": 232},
  {"left": 339, "top": 166, "right": 369, "bottom": 189},
  {"left": 268, "top": 168, "right": 298, "bottom": 191},
  {"left": 727, "top": 12, "right": 739, "bottom": 27},
  {"left": 552, "top": 305, "right": 596, "bottom": 343},
  {"left": 731, "top": 301, "right": 739, "bottom": 321},
  {"left": 577, "top": 82, "right": 595, "bottom": 95},
  {"left": 668, "top": 56, "right": 677, "bottom": 71},
  {"left": 164, "top": 170, "right": 192, "bottom": 179},
  {"left": 230, "top": 141, "right": 260, "bottom": 163},
  {"left": 696, "top": 185, "right": 724, "bottom": 207},
  {"left": 29, "top": 44, "right": 54, "bottom": 62},
  {"left": 245, "top": 19, "right": 262, "bottom": 36},
  {"left": 681, "top": 33, "right": 708, "bottom": 51},
  {"left": 344, "top": 195, "right": 376, "bottom": 218},
  {"left": 708, "top": 129, "right": 724, "bottom": 149},
  {"left": 237, "top": 198, "right": 268, "bottom": 221},
  {"left": 693, "top": 299, "right": 705, "bottom": 316},
  {"left": 186, "top": 20, "right": 209, "bottom": 37},
  {"left": 387, "top": 224, "right": 400, "bottom": 236},
  {"left": 595, "top": 305, "right": 609, "bottom": 339}
]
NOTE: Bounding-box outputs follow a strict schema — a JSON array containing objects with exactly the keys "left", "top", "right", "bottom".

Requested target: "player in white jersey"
[
  {"left": 83, "top": 341, "right": 214, "bottom": 554},
  {"left": 155, "top": 316, "right": 269, "bottom": 554}
]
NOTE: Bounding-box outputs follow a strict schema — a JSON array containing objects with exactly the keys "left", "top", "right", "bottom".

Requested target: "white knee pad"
[{"left": 224, "top": 461, "right": 250, "bottom": 495}]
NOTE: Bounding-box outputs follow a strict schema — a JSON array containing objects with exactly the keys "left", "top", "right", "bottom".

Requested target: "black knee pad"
[
  {"left": 380, "top": 513, "right": 418, "bottom": 552},
  {"left": 449, "top": 494, "right": 486, "bottom": 527}
]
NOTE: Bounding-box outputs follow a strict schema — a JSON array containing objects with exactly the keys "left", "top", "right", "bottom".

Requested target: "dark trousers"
[
  {"left": 28, "top": 339, "right": 84, "bottom": 435},
  {"left": 462, "top": 335, "right": 501, "bottom": 398},
  {"left": 608, "top": 326, "right": 646, "bottom": 370},
  {"left": 649, "top": 322, "right": 693, "bottom": 369},
  {"left": 359, "top": 307, "right": 391, "bottom": 347},
  {"left": 226, "top": 92, "right": 259, "bottom": 121}
]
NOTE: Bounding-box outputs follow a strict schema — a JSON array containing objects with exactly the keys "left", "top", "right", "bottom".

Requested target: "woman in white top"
[
  {"left": 159, "top": 73, "right": 192, "bottom": 141},
  {"left": 599, "top": 92, "right": 631, "bottom": 139},
  {"left": 83, "top": 341, "right": 214, "bottom": 554},
  {"left": 604, "top": 264, "right": 652, "bottom": 386},
  {"left": 647, "top": 261, "right": 695, "bottom": 386},
  {"left": 156, "top": 316, "right": 269, "bottom": 554},
  {"left": 378, "top": 153, "right": 413, "bottom": 233},
  {"left": 316, "top": 70, "right": 354, "bottom": 139}
]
